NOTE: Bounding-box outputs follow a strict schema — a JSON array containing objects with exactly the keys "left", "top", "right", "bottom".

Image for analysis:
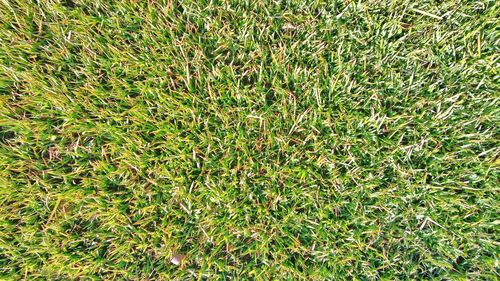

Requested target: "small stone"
[{"left": 170, "top": 253, "right": 186, "bottom": 265}]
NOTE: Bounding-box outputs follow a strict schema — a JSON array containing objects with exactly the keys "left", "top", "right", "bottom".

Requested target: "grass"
[{"left": 0, "top": 0, "right": 498, "bottom": 279}]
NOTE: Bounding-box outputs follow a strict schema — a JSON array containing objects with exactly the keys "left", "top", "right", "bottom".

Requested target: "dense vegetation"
[{"left": 0, "top": 0, "right": 498, "bottom": 279}]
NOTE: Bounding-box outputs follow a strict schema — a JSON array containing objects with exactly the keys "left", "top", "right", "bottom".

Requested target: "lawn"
[{"left": 0, "top": 0, "right": 498, "bottom": 279}]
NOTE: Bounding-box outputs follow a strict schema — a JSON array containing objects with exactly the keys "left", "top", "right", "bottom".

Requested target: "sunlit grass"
[{"left": 0, "top": 0, "right": 498, "bottom": 279}]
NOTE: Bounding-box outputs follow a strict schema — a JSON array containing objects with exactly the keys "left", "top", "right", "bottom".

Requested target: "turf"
[{"left": 0, "top": 0, "right": 499, "bottom": 280}]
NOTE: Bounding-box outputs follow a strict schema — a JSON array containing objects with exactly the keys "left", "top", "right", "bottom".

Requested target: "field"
[{"left": 0, "top": 0, "right": 498, "bottom": 279}]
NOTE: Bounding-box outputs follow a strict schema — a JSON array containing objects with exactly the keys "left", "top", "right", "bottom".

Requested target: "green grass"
[{"left": 0, "top": 0, "right": 498, "bottom": 279}]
